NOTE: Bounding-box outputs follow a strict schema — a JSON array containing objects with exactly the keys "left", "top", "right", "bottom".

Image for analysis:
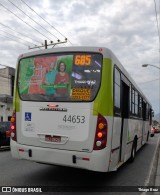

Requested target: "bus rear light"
[
  {"left": 93, "top": 114, "right": 108, "bottom": 150},
  {"left": 97, "top": 132, "right": 103, "bottom": 138},
  {"left": 96, "top": 141, "right": 102, "bottom": 147},
  {"left": 10, "top": 111, "right": 17, "bottom": 141},
  {"left": 98, "top": 123, "right": 105, "bottom": 130}
]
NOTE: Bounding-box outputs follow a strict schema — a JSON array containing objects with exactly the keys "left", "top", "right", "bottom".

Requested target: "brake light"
[
  {"left": 93, "top": 114, "right": 107, "bottom": 150},
  {"left": 6, "top": 130, "right": 11, "bottom": 137},
  {"left": 10, "top": 111, "right": 17, "bottom": 141},
  {"left": 97, "top": 132, "right": 103, "bottom": 138}
]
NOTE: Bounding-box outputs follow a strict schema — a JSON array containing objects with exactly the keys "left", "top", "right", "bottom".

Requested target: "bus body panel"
[{"left": 16, "top": 101, "right": 98, "bottom": 152}]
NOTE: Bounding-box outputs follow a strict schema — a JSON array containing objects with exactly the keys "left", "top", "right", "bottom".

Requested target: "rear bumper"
[{"left": 11, "top": 140, "right": 110, "bottom": 172}]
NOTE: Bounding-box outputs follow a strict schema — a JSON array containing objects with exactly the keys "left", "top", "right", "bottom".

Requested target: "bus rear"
[{"left": 10, "top": 47, "right": 113, "bottom": 172}]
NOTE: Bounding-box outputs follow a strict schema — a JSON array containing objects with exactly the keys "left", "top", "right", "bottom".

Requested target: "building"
[{"left": 0, "top": 67, "right": 15, "bottom": 122}]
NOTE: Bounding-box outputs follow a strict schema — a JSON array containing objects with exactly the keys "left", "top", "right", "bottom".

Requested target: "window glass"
[
  {"left": 130, "top": 86, "right": 132, "bottom": 113},
  {"left": 115, "top": 68, "right": 120, "bottom": 85},
  {"left": 146, "top": 104, "right": 149, "bottom": 120},
  {"left": 135, "top": 91, "right": 138, "bottom": 105},
  {"left": 131, "top": 88, "right": 135, "bottom": 115},
  {"left": 139, "top": 96, "right": 142, "bottom": 118},
  {"left": 114, "top": 83, "right": 120, "bottom": 108},
  {"left": 114, "top": 67, "right": 121, "bottom": 115},
  {"left": 18, "top": 53, "right": 102, "bottom": 102},
  {"left": 135, "top": 91, "right": 138, "bottom": 116},
  {"left": 135, "top": 104, "right": 138, "bottom": 115}
]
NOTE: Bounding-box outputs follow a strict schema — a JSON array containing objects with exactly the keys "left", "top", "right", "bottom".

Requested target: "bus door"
[{"left": 120, "top": 78, "right": 130, "bottom": 162}]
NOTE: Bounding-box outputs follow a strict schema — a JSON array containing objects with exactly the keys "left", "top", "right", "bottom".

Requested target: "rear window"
[
  {"left": 18, "top": 52, "right": 102, "bottom": 102},
  {"left": 0, "top": 122, "right": 11, "bottom": 131}
]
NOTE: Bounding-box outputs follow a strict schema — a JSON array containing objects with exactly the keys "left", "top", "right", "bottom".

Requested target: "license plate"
[{"left": 45, "top": 135, "right": 61, "bottom": 143}]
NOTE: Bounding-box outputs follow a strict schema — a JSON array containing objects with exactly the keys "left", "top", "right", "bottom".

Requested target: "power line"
[
  {"left": 153, "top": 0, "right": 160, "bottom": 44},
  {"left": 153, "top": 0, "right": 160, "bottom": 116},
  {"left": 0, "top": 1, "right": 52, "bottom": 41},
  {"left": 20, "top": 0, "right": 66, "bottom": 39},
  {"left": 0, "top": 33, "right": 29, "bottom": 47},
  {"left": 0, "top": 22, "right": 42, "bottom": 44},
  {"left": 21, "top": 0, "right": 73, "bottom": 45},
  {"left": 0, "top": 28, "right": 36, "bottom": 46},
  {"left": 7, "top": 0, "right": 59, "bottom": 42}
]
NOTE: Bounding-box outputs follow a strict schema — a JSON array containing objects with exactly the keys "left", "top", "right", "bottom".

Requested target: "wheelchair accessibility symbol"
[{"left": 25, "top": 112, "right": 32, "bottom": 121}]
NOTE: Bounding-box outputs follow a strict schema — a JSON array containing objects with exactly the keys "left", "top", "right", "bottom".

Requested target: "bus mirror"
[{"left": 152, "top": 110, "right": 154, "bottom": 117}]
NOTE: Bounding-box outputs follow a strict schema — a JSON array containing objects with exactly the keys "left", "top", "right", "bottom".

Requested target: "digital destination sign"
[{"left": 74, "top": 55, "right": 91, "bottom": 66}]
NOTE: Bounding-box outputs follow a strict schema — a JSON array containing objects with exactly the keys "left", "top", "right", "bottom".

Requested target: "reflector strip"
[
  {"left": 19, "top": 149, "right": 24, "bottom": 152},
  {"left": 82, "top": 158, "right": 90, "bottom": 161}
]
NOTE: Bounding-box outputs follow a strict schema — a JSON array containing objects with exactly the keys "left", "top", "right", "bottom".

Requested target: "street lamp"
[{"left": 142, "top": 64, "right": 160, "bottom": 69}]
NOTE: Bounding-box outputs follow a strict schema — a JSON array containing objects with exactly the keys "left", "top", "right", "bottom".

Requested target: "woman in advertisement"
[{"left": 55, "top": 61, "right": 69, "bottom": 96}]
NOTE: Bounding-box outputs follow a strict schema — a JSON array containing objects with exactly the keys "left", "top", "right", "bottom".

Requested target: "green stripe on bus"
[
  {"left": 93, "top": 58, "right": 113, "bottom": 116},
  {"left": 13, "top": 63, "right": 20, "bottom": 112},
  {"left": 14, "top": 89, "right": 20, "bottom": 112}
]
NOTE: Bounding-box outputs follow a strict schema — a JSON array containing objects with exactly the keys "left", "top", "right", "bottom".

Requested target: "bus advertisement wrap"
[{"left": 19, "top": 53, "right": 102, "bottom": 102}]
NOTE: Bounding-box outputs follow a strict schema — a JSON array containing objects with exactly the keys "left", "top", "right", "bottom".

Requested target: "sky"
[{"left": 0, "top": 0, "right": 160, "bottom": 115}]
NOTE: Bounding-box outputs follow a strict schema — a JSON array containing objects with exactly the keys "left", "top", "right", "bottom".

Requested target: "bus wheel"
[{"left": 129, "top": 140, "right": 137, "bottom": 162}]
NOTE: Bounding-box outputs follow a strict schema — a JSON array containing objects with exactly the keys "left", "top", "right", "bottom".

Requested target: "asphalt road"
[{"left": 0, "top": 134, "right": 159, "bottom": 194}]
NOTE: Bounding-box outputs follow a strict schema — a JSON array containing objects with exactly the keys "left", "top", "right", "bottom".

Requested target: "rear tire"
[
  {"left": 129, "top": 140, "right": 137, "bottom": 162},
  {"left": 147, "top": 131, "right": 150, "bottom": 140}
]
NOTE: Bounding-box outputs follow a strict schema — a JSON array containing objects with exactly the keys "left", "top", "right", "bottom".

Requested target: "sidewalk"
[
  {"left": 142, "top": 135, "right": 160, "bottom": 195},
  {"left": 152, "top": 135, "right": 160, "bottom": 195},
  {"left": 154, "top": 136, "right": 160, "bottom": 187}
]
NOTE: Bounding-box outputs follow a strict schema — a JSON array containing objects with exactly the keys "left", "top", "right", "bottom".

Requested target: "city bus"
[{"left": 10, "top": 47, "right": 152, "bottom": 172}]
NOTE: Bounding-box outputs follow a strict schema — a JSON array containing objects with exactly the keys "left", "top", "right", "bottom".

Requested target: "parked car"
[
  {"left": 0, "top": 122, "right": 11, "bottom": 147},
  {"left": 154, "top": 126, "right": 160, "bottom": 133},
  {"left": 150, "top": 126, "right": 155, "bottom": 137}
]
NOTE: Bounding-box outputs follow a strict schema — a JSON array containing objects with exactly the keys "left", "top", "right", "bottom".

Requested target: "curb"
[
  {"left": 154, "top": 141, "right": 160, "bottom": 191},
  {"left": 141, "top": 136, "right": 160, "bottom": 195},
  {"left": 145, "top": 136, "right": 160, "bottom": 187}
]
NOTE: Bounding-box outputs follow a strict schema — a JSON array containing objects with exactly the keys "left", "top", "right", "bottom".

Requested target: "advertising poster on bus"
[{"left": 19, "top": 53, "right": 102, "bottom": 102}]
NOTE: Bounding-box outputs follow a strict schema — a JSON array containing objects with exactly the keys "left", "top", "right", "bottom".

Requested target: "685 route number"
[{"left": 63, "top": 115, "right": 85, "bottom": 124}]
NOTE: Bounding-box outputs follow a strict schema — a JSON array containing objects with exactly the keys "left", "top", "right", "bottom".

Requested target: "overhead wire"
[
  {"left": 0, "top": 28, "right": 38, "bottom": 46},
  {"left": 153, "top": 0, "right": 160, "bottom": 117},
  {"left": 7, "top": 0, "right": 59, "bottom": 42},
  {"left": 0, "top": 22, "right": 42, "bottom": 44},
  {"left": 153, "top": 0, "right": 160, "bottom": 45},
  {"left": 0, "top": 1, "right": 52, "bottom": 41},
  {"left": 0, "top": 33, "right": 29, "bottom": 47},
  {"left": 21, "top": 0, "right": 73, "bottom": 45}
]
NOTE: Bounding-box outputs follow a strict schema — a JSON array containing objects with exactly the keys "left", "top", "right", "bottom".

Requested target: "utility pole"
[
  {"left": 28, "top": 38, "right": 68, "bottom": 50},
  {"left": 45, "top": 40, "right": 47, "bottom": 49}
]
